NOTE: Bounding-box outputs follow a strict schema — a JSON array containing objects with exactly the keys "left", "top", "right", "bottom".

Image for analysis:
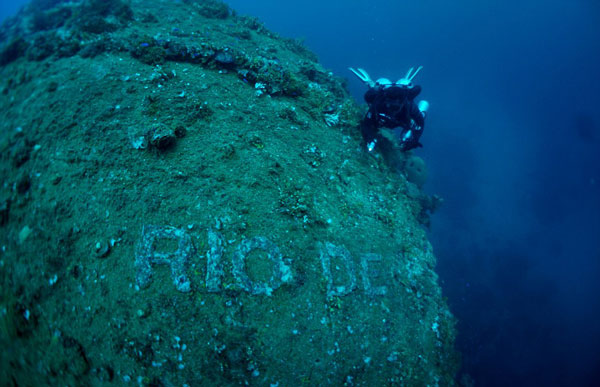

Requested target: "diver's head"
[
  {"left": 396, "top": 66, "right": 423, "bottom": 88},
  {"left": 375, "top": 78, "right": 393, "bottom": 88}
]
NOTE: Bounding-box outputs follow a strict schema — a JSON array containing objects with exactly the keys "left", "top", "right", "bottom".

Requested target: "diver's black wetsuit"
[{"left": 361, "top": 84, "right": 425, "bottom": 151}]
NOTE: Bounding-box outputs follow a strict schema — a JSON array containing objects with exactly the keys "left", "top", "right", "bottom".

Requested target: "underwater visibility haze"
[
  {"left": 1, "top": 0, "right": 599, "bottom": 386},
  {"left": 225, "top": 1, "right": 600, "bottom": 385}
]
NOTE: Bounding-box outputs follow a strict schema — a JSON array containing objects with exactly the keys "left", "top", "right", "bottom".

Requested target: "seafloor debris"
[
  {"left": 18, "top": 225, "right": 32, "bottom": 244},
  {"left": 93, "top": 240, "right": 111, "bottom": 258},
  {"left": 148, "top": 124, "right": 176, "bottom": 151}
]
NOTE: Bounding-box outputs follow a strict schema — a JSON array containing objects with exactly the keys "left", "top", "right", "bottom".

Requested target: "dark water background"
[{"left": 2, "top": 1, "right": 599, "bottom": 385}]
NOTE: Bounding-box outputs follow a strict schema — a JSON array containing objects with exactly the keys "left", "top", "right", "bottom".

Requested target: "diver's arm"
[
  {"left": 398, "top": 101, "right": 426, "bottom": 151},
  {"left": 409, "top": 101, "right": 425, "bottom": 129},
  {"left": 361, "top": 112, "right": 383, "bottom": 152}
]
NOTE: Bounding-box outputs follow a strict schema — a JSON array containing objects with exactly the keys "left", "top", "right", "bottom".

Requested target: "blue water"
[{"left": 2, "top": 1, "right": 599, "bottom": 385}]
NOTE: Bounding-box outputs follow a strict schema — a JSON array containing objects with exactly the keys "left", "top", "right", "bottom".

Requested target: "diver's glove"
[
  {"left": 367, "top": 139, "right": 378, "bottom": 152},
  {"left": 399, "top": 130, "right": 414, "bottom": 150},
  {"left": 399, "top": 123, "right": 423, "bottom": 151},
  {"left": 399, "top": 136, "right": 422, "bottom": 151}
]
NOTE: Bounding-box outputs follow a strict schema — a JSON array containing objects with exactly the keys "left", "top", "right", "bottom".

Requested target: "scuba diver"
[{"left": 349, "top": 66, "right": 429, "bottom": 152}]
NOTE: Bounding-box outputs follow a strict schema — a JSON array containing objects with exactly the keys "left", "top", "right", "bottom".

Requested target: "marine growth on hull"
[{"left": 0, "top": 0, "right": 458, "bottom": 385}]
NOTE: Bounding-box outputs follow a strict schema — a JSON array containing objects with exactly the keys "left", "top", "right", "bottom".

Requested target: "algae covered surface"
[{"left": 0, "top": 0, "right": 459, "bottom": 385}]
